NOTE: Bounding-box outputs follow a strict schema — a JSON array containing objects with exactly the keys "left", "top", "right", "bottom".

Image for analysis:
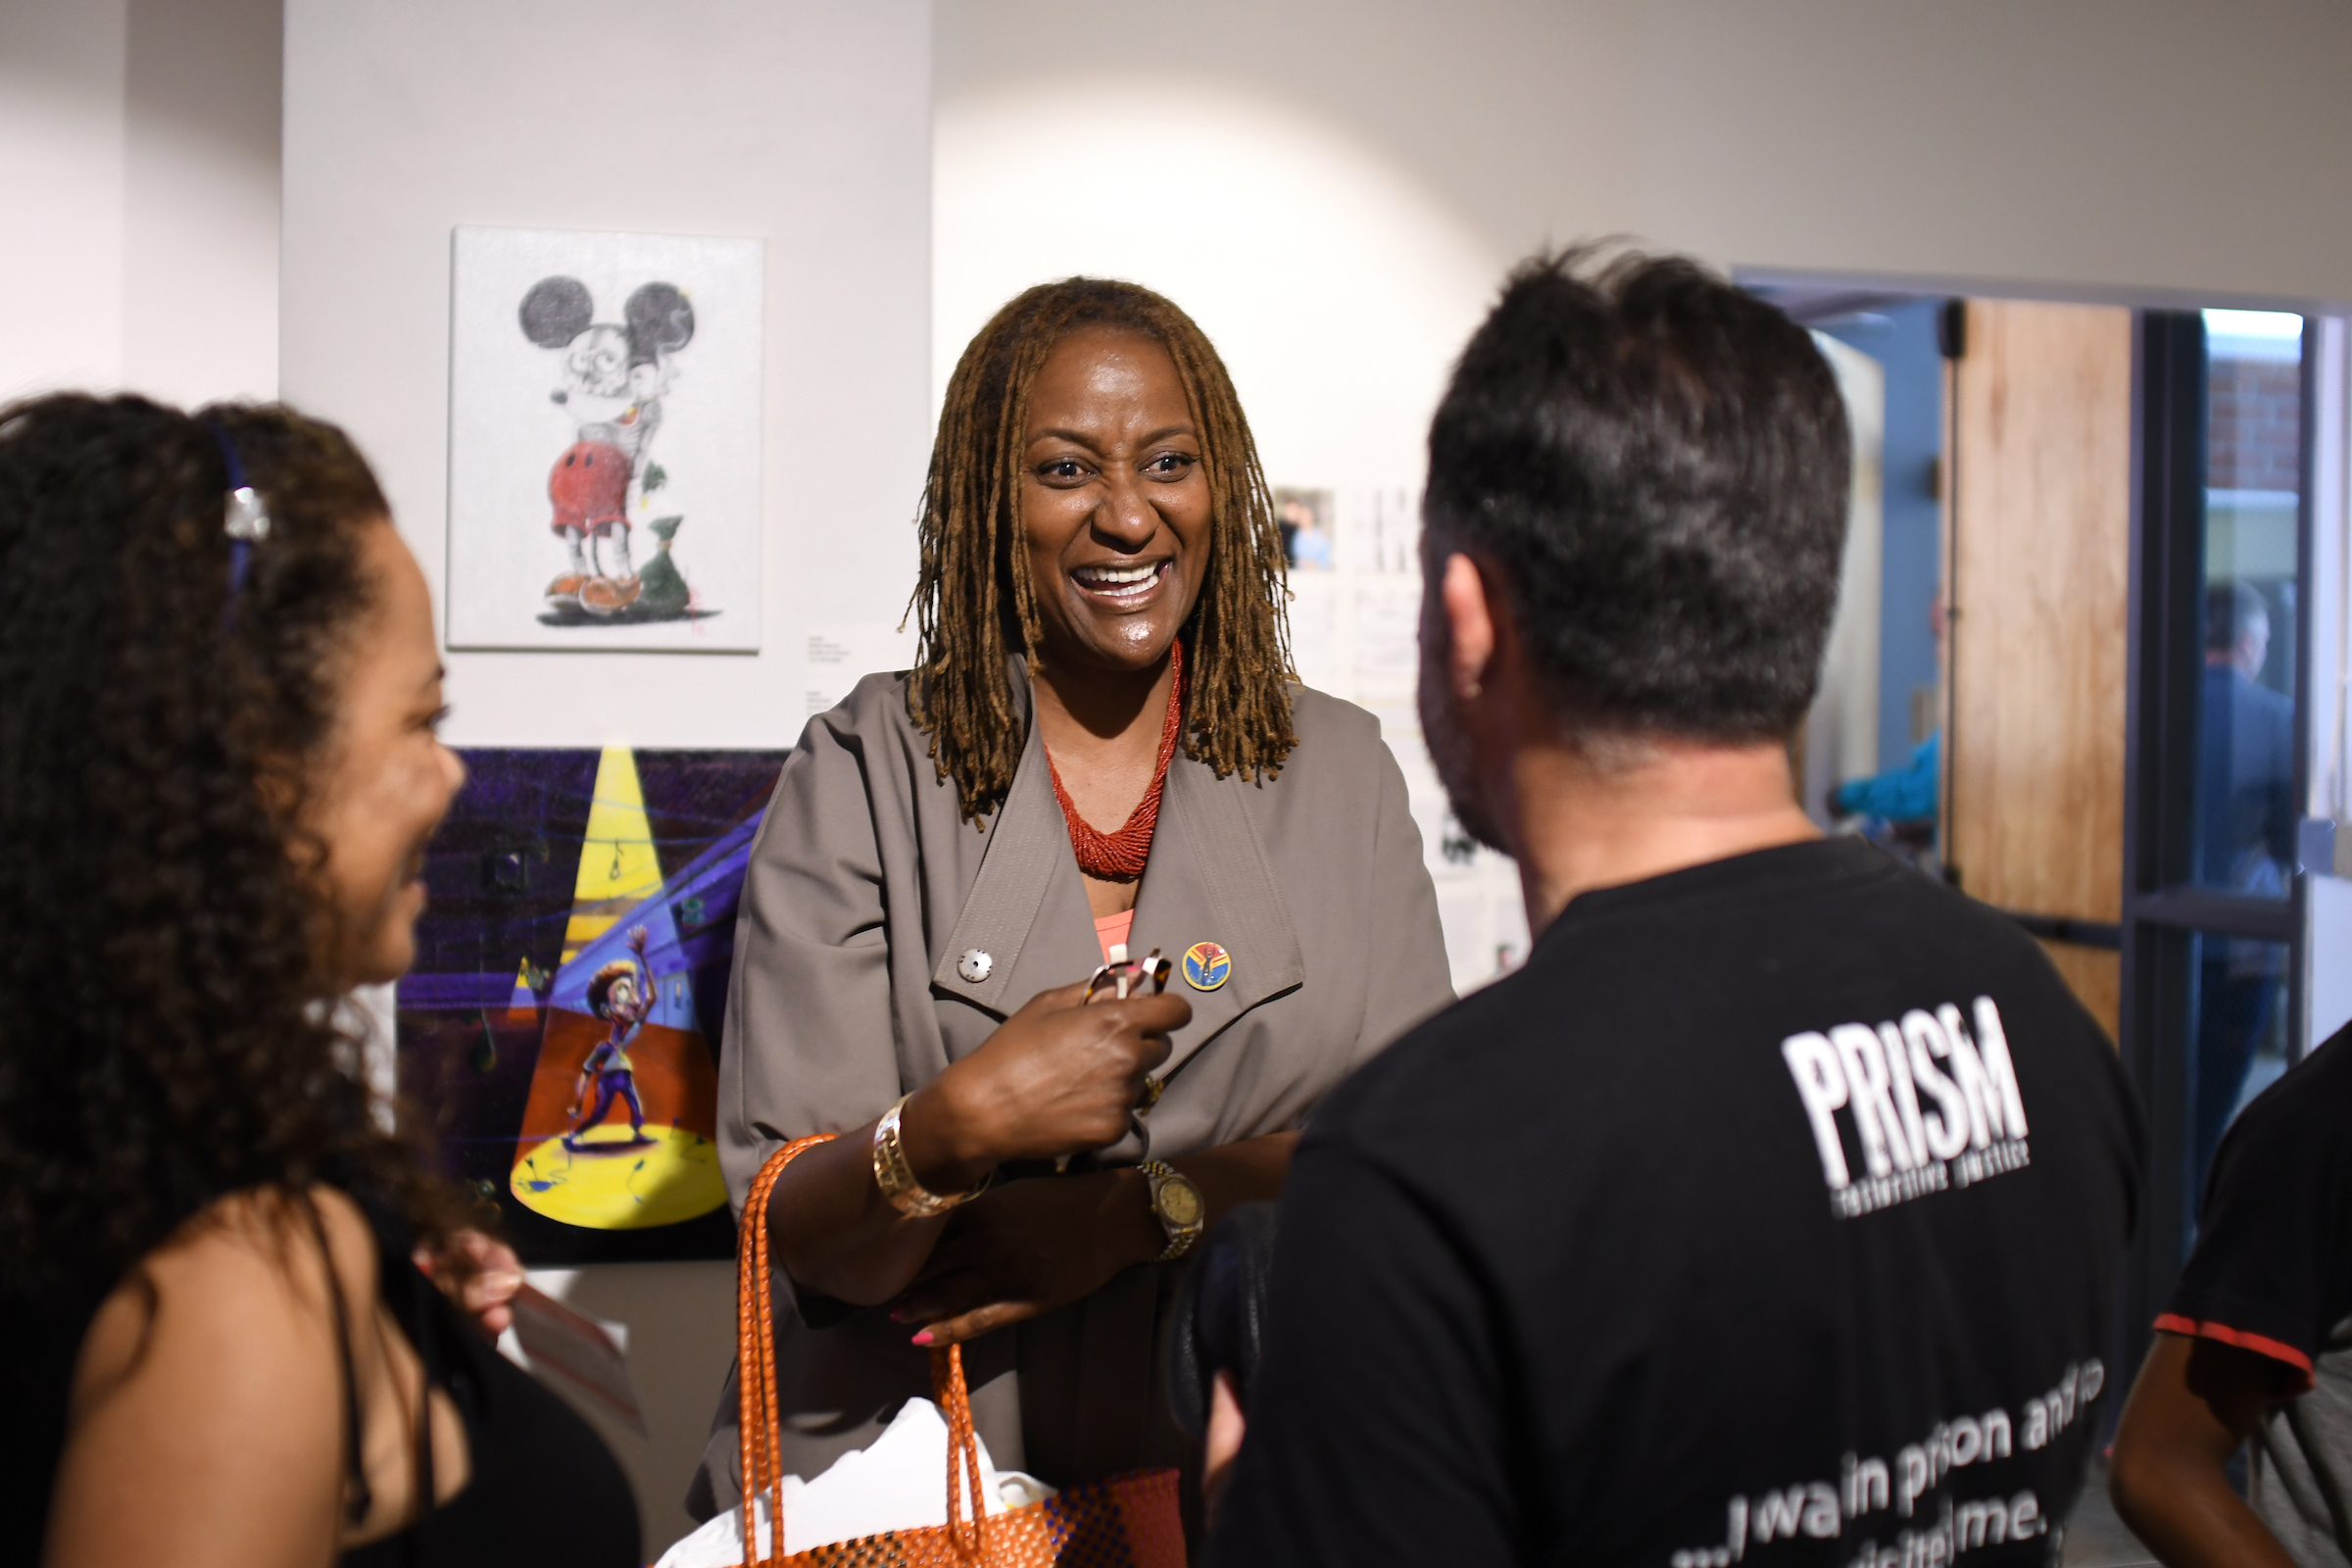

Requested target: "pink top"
[{"left": 1093, "top": 907, "right": 1135, "bottom": 962}]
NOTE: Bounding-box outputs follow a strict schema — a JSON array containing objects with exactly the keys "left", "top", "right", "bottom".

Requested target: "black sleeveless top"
[{"left": 4, "top": 1193, "right": 639, "bottom": 1568}]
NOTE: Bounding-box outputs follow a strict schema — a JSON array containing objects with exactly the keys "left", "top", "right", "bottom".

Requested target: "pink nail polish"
[{"left": 910, "top": 1330, "right": 935, "bottom": 1347}]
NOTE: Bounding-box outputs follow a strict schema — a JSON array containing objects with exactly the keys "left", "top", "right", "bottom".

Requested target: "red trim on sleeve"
[{"left": 2152, "top": 1312, "right": 2317, "bottom": 1394}]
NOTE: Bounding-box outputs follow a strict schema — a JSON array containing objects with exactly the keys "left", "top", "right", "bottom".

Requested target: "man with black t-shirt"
[
  {"left": 1207, "top": 252, "right": 2143, "bottom": 1568},
  {"left": 2111, "top": 1022, "right": 2352, "bottom": 1568}
]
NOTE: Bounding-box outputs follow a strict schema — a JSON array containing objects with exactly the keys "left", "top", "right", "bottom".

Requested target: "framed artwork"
[
  {"left": 446, "top": 226, "right": 764, "bottom": 651},
  {"left": 397, "top": 746, "right": 787, "bottom": 1263}
]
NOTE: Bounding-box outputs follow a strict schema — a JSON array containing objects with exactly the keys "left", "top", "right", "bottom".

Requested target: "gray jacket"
[{"left": 693, "top": 662, "right": 1451, "bottom": 1512}]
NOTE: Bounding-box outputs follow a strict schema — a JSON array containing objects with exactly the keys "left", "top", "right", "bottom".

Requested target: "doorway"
[{"left": 1749, "top": 273, "right": 2328, "bottom": 1382}]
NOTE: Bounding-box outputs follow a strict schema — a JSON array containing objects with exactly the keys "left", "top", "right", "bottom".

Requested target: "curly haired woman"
[
  {"left": 691, "top": 280, "right": 1452, "bottom": 1533},
  {"left": 0, "top": 397, "right": 637, "bottom": 1568}
]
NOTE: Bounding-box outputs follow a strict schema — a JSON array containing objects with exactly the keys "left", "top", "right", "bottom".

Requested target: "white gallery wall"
[
  {"left": 940, "top": 0, "right": 2352, "bottom": 349},
  {"left": 936, "top": 0, "right": 2352, "bottom": 504},
  {"left": 0, "top": 0, "right": 279, "bottom": 407},
  {"left": 0, "top": 0, "right": 126, "bottom": 399},
  {"left": 279, "top": 0, "right": 929, "bottom": 1544}
]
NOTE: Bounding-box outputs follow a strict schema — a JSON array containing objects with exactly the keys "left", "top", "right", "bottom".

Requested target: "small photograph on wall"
[
  {"left": 397, "top": 746, "right": 787, "bottom": 1263},
  {"left": 1274, "top": 486, "right": 1336, "bottom": 572},
  {"left": 446, "top": 226, "right": 763, "bottom": 651}
]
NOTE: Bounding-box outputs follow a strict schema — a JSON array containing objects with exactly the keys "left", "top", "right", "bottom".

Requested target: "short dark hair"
[
  {"left": 2206, "top": 581, "right": 2269, "bottom": 652},
  {"left": 1424, "top": 249, "right": 1851, "bottom": 741}
]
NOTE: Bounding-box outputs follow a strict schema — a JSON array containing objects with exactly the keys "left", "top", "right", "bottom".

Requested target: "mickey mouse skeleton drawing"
[
  {"left": 445, "top": 226, "right": 760, "bottom": 650},
  {"left": 519, "top": 276, "right": 698, "bottom": 619}
]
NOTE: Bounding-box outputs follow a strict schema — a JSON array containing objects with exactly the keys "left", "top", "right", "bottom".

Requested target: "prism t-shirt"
[{"left": 1210, "top": 838, "right": 2142, "bottom": 1568}]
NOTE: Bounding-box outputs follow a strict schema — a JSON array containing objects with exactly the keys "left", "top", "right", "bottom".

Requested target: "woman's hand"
[
  {"left": 899, "top": 981, "right": 1189, "bottom": 1189},
  {"left": 760, "top": 981, "right": 1187, "bottom": 1307},
  {"left": 412, "top": 1228, "right": 526, "bottom": 1338},
  {"left": 887, "top": 1169, "right": 1164, "bottom": 1345}
]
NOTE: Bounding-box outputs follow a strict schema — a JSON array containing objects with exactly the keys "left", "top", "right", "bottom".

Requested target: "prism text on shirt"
[{"left": 1782, "top": 998, "right": 2032, "bottom": 1219}]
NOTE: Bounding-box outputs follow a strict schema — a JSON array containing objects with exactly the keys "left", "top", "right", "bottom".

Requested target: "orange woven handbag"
[{"left": 737, "top": 1135, "right": 1189, "bottom": 1568}]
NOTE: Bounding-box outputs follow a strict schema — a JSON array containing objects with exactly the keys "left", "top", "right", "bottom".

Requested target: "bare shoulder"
[
  {"left": 136, "top": 1184, "right": 375, "bottom": 1326},
  {"left": 48, "top": 1187, "right": 377, "bottom": 1568},
  {"left": 71, "top": 1185, "right": 375, "bottom": 1418}
]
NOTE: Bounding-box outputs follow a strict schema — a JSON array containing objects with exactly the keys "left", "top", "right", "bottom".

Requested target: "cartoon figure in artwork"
[
  {"left": 519, "top": 277, "right": 697, "bottom": 620},
  {"left": 565, "top": 925, "right": 659, "bottom": 1151}
]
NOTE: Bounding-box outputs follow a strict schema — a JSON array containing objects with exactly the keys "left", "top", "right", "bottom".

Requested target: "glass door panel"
[
  {"left": 2193, "top": 310, "right": 2302, "bottom": 901},
  {"left": 2184, "top": 930, "right": 2291, "bottom": 1228},
  {"left": 2121, "top": 309, "right": 2309, "bottom": 1371}
]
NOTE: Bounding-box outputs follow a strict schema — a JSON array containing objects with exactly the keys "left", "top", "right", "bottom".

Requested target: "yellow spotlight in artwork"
[
  {"left": 509, "top": 1125, "right": 728, "bottom": 1229},
  {"left": 562, "top": 745, "right": 662, "bottom": 963}
]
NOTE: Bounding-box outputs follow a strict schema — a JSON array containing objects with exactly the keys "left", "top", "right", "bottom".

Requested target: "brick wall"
[{"left": 2208, "top": 355, "right": 2300, "bottom": 492}]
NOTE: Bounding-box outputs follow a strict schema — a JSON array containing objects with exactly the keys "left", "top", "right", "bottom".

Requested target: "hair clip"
[
  {"left": 224, "top": 484, "right": 270, "bottom": 545},
  {"left": 205, "top": 423, "right": 271, "bottom": 599}
]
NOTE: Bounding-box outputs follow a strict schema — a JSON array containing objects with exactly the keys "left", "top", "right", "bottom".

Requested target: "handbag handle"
[{"left": 737, "top": 1134, "right": 991, "bottom": 1568}]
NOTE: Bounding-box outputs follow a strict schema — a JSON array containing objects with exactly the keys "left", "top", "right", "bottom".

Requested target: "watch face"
[{"left": 1157, "top": 1176, "right": 1204, "bottom": 1229}]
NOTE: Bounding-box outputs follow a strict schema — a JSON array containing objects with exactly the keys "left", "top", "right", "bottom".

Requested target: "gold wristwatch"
[
  {"left": 1139, "top": 1160, "right": 1204, "bottom": 1262},
  {"left": 871, "top": 1094, "right": 989, "bottom": 1218}
]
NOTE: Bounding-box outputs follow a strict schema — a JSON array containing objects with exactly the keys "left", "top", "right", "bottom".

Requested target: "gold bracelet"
[{"left": 871, "top": 1094, "right": 988, "bottom": 1218}]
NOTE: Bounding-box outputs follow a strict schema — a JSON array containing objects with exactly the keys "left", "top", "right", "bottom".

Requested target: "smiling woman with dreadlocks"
[{"left": 691, "top": 279, "right": 1450, "bottom": 1531}]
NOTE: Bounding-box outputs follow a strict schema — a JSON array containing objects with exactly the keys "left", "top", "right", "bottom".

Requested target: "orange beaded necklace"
[{"left": 1046, "top": 639, "right": 1185, "bottom": 881}]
